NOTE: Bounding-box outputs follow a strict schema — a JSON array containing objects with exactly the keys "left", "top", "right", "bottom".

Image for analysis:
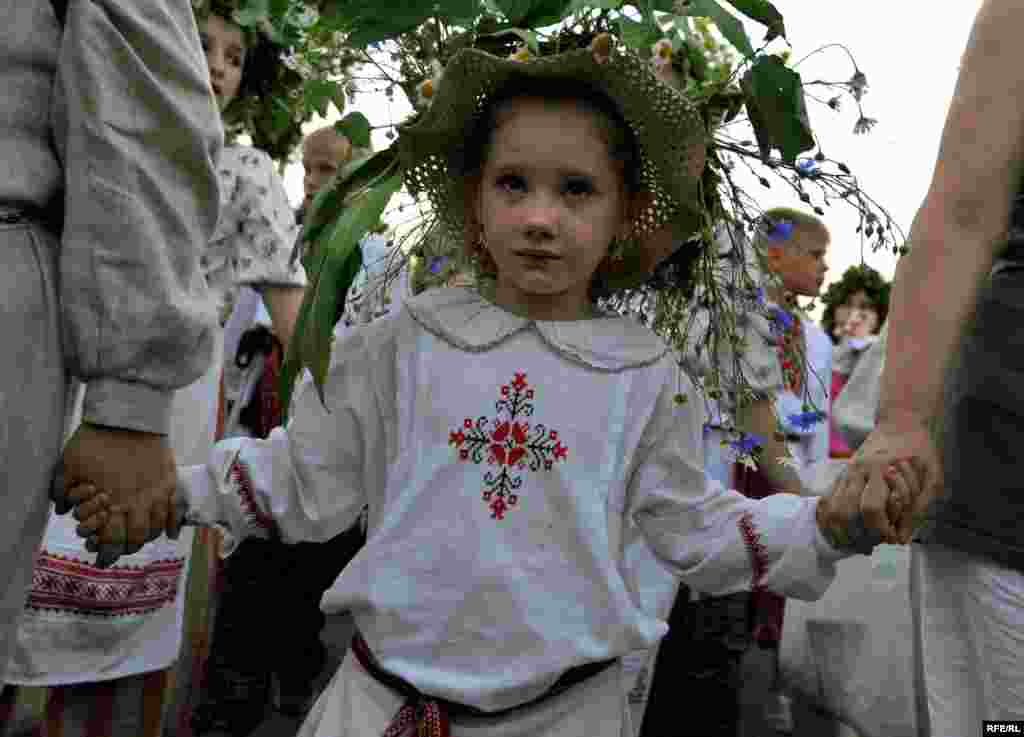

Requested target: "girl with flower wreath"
[
  {"left": 0, "top": 4, "right": 306, "bottom": 735},
  {"left": 71, "top": 35, "right": 919, "bottom": 737}
]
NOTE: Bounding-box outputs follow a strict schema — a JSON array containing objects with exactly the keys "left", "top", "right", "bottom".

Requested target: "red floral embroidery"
[
  {"left": 230, "top": 460, "right": 279, "bottom": 537},
  {"left": 776, "top": 311, "right": 804, "bottom": 394},
  {"left": 738, "top": 511, "right": 768, "bottom": 591},
  {"left": 25, "top": 552, "right": 185, "bottom": 617},
  {"left": 449, "top": 373, "right": 569, "bottom": 520}
]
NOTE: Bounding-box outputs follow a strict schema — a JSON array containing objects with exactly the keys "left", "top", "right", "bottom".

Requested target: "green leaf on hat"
[
  {"left": 335, "top": 111, "right": 373, "bottom": 149},
  {"left": 303, "top": 148, "right": 398, "bottom": 252},
  {"left": 568, "top": 0, "right": 623, "bottom": 10},
  {"left": 741, "top": 54, "right": 814, "bottom": 163},
  {"left": 281, "top": 166, "right": 403, "bottom": 415},
  {"left": 233, "top": 0, "right": 270, "bottom": 26},
  {"left": 493, "top": 0, "right": 572, "bottom": 26},
  {"left": 723, "top": 0, "right": 785, "bottom": 42},
  {"left": 303, "top": 79, "right": 341, "bottom": 118},
  {"left": 616, "top": 16, "right": 663, "bottom": 51},
  {"left": 678, "top": 0, "right": 754, "bottom": 59}
]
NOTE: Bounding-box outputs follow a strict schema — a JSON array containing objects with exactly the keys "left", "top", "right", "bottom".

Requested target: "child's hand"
[
  {"left": 67, "top": 482, "right": 115, "bottom": 542},
  {"left": 66, "top": 481, "right": 185, "bottom": 567},
  {"left": 816, "top": 459, "right": 921, "bottom": 554}
]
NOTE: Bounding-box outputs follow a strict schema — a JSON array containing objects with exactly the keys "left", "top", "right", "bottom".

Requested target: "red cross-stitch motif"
[
  {"left": 775, "top": 311, "right": 804, "bottom": 394},
  {"left": 25, "top": 552, "right": 185, "bottom": 617},
  {"left": 448, "top": 372, "right": 569, "bottom": 520}
]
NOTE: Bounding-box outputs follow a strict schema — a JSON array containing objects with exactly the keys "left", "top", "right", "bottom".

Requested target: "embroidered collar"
[{"left": 405, "top": 288, "right": 668, "bottom": 371}]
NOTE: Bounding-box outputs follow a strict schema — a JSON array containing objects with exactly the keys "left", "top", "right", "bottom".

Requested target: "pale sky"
[{"left": 280, "top": 0, "right": 984, "bottom": 308}]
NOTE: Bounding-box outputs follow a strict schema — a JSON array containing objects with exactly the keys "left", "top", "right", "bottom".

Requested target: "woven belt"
[{"left": 350, "top": 631, "right": 617, "bottom": 737}]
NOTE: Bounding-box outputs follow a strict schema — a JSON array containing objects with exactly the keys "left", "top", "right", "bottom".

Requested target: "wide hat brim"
[{"left": 398, "top": 45, "right": 706, "bottom": 290}]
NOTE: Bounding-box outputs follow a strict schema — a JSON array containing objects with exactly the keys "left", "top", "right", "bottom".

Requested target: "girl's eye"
[
  {"left": 229, "top": 53, "right": 243, "bottom": 68},
  {"left": 495, "top": 174, "right": 527, "bottom": 194},
  {"left": 563, "top": 176, "right": 594, "bottom": 198}
]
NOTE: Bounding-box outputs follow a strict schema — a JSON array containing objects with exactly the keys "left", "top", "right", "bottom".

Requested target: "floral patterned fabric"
[{"left": 206, "top": 145, "right": 306, "bottom": 325}]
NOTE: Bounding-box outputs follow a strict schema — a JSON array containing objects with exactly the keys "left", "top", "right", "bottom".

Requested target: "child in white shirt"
[{"left": 70, "top": 38, "right": 917, "bottom": 737}]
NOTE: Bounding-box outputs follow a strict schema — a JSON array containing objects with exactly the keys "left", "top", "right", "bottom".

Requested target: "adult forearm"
[{"left": 878, "top": 202, "right": 1001, "bottom": 429}]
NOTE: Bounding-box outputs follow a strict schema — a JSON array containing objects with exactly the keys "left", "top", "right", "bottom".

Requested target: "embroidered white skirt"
[
  {"left": 6, "top": 333, "right": 224, "bottom": 686},
  {"left": 299, "top": 654, "right": 632, "bottom": 737}
]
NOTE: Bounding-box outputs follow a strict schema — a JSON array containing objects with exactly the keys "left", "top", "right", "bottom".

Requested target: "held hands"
[
  {"left": 850, "top": 419, "right": 942, "bottom": 544},
  {"left": 817, "top": 458, "right": 922, "bottom": 554},
  {"left": 58, "top": 423, "right": 184, "bottom": 567}
]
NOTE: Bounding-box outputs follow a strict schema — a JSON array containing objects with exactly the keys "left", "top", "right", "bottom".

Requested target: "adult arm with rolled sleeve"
[{"left": 55, "top": 0, "right": 223, "bottom": 552}]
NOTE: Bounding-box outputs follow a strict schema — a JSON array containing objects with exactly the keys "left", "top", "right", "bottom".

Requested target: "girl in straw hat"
[{"left": 70, "top": 36, "right": 919, "bottom": 737}]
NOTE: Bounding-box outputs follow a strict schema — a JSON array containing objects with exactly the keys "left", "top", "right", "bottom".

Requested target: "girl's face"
[
  {"left": 840, "top": 289, "right": 880, "bottom": 337},
  {"left": 200, "top": 14, "right": 246, "bottom": 112},
  {"left": 474, "top": 97, "right": 631, "bottom": 320}
]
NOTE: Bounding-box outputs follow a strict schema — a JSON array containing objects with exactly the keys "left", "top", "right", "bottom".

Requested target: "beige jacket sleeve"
[{"left": 52, "top": 0, "right": 223, "bottom": 435}]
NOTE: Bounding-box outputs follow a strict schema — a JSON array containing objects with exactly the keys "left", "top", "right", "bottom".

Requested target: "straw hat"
[{"left": 396, "top": 37, "right": 707, "bottom": 290}]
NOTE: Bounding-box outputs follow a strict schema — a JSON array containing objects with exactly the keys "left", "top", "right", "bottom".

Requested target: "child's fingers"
[
  {"left": 72, "top": 492, "right": 110, "bottom": 524},
  {"left": 885, "top": 459, "right": 922, "bottom": 543},
  {"left": 75, "top": 510, "right": 111, "bottom": 538},
  {"left": 65, "top": 482, "right": 101, "bottom": 507}
]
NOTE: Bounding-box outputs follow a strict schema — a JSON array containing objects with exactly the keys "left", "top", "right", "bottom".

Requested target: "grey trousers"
[{"left": 0, "top": 220, "right": 66, "bottom": 685}]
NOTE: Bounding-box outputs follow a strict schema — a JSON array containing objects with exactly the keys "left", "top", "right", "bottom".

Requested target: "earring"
[{"left": 471, "top": 229, "right": 497, "bottom": 276}]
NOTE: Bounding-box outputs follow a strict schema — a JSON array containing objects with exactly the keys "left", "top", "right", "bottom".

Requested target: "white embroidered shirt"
[{"left": 178, "top": 287, "right": 847, "bottom": 712}]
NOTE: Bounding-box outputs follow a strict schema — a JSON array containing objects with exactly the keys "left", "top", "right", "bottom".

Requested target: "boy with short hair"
[{"left": 641, "top": 209, "right": 832, "bottom": 737}]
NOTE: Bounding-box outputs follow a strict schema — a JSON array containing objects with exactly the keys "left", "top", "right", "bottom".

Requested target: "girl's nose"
[{"left": 521, "top": 193, "right": 559, "bottom": 238}]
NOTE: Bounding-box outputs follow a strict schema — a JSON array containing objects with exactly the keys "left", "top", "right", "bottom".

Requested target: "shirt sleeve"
[
  {"left": 176, "top": 315, "right": 395, "bottom": 554},
  {"left": 54, "top": 0, "right": 223, "bottom": 435},
  {"left": 628, "top": 371, "right": 848, "bottom": 602},
  {"left": 230, "top": 149, "right": 306, "bottom": 290}
]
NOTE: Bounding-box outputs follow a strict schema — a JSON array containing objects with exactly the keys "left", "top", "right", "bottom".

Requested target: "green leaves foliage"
[
  {"left": 335, "top": 111, "right": 372, "bottom": 148},
  {"left": 322, "top": 0, "right": 481, "bottom": 47},
  {"left": 616, "top": 16, "right": 663, "bottom": 50},
  {"left": 492, "top": 0, "right": 574, "bottom": 27},
  {"left": 723, "top": 0, "right": 785, "bottom": 41},
  {"left": 280, "top": 153, "right": 403, "bottom": 416},
  {"left": 741, "top": 54, "right": 814, "bottom": 163},
  {"left": 678, "top": 0, "right": 753, "bottom": 58},
  {"left": 303, "top": 79, "right": 346, "bottom": 118}
]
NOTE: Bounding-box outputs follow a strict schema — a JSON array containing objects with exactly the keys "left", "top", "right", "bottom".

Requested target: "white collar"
[{"left": 405, "top": 288, "right": 668, "bottom": 372}]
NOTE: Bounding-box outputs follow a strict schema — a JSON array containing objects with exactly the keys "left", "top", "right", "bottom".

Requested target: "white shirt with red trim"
[{"left": 178, "top": 287, "right": 849, "bottom": 713}]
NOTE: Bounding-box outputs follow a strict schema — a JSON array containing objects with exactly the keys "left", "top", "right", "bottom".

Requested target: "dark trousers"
[
  {"left": 639, "top": 586, "right": 752, "bottom": 737},
  {"left": 199, "top": 521, "right": 366, "bottom": 707}
]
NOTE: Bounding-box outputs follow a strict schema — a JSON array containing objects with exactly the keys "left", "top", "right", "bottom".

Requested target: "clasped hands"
[
  {"left": 56, "top": 423, "right": 184, "bottom": 568},
  {"left": 62, "top": 419, "right": 943, "bottom": 564}
]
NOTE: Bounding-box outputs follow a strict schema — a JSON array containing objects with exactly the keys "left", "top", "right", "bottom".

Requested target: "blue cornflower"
[
  {"left": 746, "top": 286, "right": 766, "bottom": 306},
  {"left": 729, "top": 432, "right": 764, "bottom": 455},
  {"left": 765, "top": 219, "right": 794, "bottom": 243},
  {"left": 796, "top": 158, "right": 819, "bottom": 175},
  {"left": 428, "top": 255, "right": 448, "bottom": 274},
  {"left": 768, "top": 305, "right": 795, "bottom": 335},
  {"left": 786, "top": 410, "right": 827, "bottom": 431}
]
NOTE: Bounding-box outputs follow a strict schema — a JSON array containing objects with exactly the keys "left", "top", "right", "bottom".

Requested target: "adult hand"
[
  {"left": 57, "top": 423, "right": 181, "bottom": 563},
  {"left": 850, "top": 417, "right": 943, "bottom": 544},
  {"left": 817, "top": 459, "right": 920, "bottom": 554}
]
